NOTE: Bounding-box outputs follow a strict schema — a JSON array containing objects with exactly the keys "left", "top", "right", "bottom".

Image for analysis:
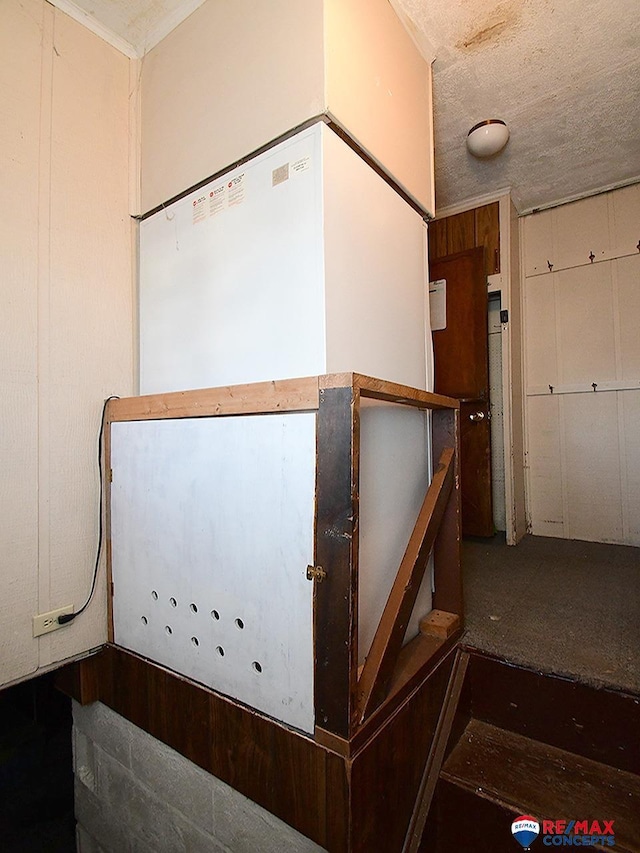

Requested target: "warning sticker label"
[
  {"left": 291, "top": 156, "right": 311, "bottom": 176},
  {"left": 209, "top": 184, "right": 227, "bottom": 217},
  {"left": 228, "top": 173, "right": 246, "bottom": 207},
  {"left": 192, "top": 194, "right": 207, "bottom": 224}
]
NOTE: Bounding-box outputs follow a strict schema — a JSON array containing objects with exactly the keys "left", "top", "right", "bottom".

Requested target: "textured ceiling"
[
  {"left": 53, "top": 0, "right": 640, "bottom": 213},
  {"left": 393, "top": 0, "right": 640, "bottom": 212}
]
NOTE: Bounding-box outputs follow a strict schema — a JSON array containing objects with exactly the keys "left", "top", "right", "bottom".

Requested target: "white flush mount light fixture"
[{"left": 467, "top": 119, "right": 510, "bottom": 158}]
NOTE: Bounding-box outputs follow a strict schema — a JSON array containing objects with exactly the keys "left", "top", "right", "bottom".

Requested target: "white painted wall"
[
  {"left": 0, "top": 0, "right": 133, "bottom": 687},
  {"left": 139, "top": 0, "right": 433, "bottom": 215},
  {"left": 522, "top": 184, "right": 640, "bottom": 544},
  {"left": 139, "top": 0, "right": 325, "bottom": 214},
  {"left": 324, "top": 0, "right": 434, "bottom": 214}
]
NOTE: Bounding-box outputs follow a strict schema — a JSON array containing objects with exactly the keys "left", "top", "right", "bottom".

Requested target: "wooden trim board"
[{"left": 107, "top": 376, "right": 320, "bottom": 422}]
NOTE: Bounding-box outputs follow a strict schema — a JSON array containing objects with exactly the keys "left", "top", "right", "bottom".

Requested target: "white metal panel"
[
  {"left": 524, "top": 273, "right": 557, "bottom": 389},
  {"left": 616, "top": 254, "right": 640, "bottom": 379},
  {"left": 357, "top": 401, "right": 431, "bottom": 664},
  {"left": 555, "top": 264, "right": 616, "bottom": 384},
  {"left": 139, "top": 125, "right": 326, "bottom": 395},
  {"left": 110, "top": 415, "right": 316, "bottom": 733},
  {"left": 322, "top": 126, "right": 428, "bottom": 389},
  {"left": 523, "top": 208, "right": 554, "bottom": 277},
  {"left": 610, "top": 183, "right": 640, "bottom": 259},
  {"left": 553, "top": 193, "right": 610, "bottom": 271},
  {"left": 522, "top": 186, "right": 640, "bottom": 548},
  {"left": 526, "top": 395, "right": 565, "bottom": 538},
  {"left": 562, "top": 393, "right": 623, "bottom": 544}
]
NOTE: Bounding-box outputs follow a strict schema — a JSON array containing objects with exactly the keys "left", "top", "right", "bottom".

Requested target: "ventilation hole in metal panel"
[
  {"left": 165, "top": 625, "right": 172, "bottom": 635},
  {"left": 235, "top": 618, "right": 244, "bottom": 630},
  {"left": 190, "top": 603, "right": 198, "bottom": 613},
  {"left": 151, "top": 590, "right": 158, "bottom": 600},
  {"left": 216, "top": 646, "right": 225, "bottom": 657},
  {"left": 141, "top": 616, "right": 148, "bottom": 625},
  {"left": 252, "top": 661, "right": 262, "bottom": 673},
  {"left": 191, "top": 637, "right": 199, "bottom": 647},
  {"left": 211, "top": 610, "right": 220, "bottom": 621},
  {"left": 169, "top": 597, "right": 177, "bottom": 607}
]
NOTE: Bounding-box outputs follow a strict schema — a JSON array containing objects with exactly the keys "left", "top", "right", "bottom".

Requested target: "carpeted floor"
[{"left": 462, "top": 534, "right": 640, "bottom": 695}]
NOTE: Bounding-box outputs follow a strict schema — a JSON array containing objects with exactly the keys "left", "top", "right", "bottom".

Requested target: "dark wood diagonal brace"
[{"left": 356, "top": 446, "right": 455, "bottom": 723}]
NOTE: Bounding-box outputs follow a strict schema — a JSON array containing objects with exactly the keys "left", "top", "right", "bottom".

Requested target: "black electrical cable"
[{"left": 58, "top": 395, "right": 120, "bottom": 626}]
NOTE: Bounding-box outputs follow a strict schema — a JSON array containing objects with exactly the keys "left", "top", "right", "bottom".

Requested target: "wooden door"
[{"left": 430, "top": 247, "right": 493, "bottom": 536}]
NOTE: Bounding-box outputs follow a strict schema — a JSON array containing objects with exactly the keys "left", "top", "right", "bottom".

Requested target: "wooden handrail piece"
[{"left": 356, "top": 446, "right": 455, "bottom": 723}]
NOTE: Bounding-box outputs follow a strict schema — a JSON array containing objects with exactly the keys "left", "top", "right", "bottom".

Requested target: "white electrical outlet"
[{"left": 32, "top": 605, "right": 74, "bottom": 637}]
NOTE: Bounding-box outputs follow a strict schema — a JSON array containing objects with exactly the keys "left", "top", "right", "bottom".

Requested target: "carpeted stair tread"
[{"left": 442, "top": 718, "right": 640, "bottom": 852}]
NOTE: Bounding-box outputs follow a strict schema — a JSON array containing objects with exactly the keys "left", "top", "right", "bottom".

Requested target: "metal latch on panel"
[
  {"left": 500, "top": 309, "right": 509, "bottom": 324},
  {"left": 306, "top": 565, "right": 327, "bottom": 583}
]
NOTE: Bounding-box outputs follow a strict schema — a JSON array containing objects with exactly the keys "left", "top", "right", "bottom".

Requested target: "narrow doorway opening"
[{"left": 488, "top": 293, "right": 506, "bottom": 534}]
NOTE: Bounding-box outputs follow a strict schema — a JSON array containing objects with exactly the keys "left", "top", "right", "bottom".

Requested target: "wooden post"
[{"left": 314, "top": 378, "right": 360, "bottom": 739}]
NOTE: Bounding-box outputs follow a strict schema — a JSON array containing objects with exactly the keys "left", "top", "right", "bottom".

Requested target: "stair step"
[
  {"left": 458, "top": 649, "right": 640, "bottom": 774},
  {"left": 441, "top": 719, "right": 640, "bottom": 852}
]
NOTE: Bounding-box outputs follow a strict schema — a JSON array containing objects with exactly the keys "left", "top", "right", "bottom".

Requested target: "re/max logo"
[{"left": 541, "top": 820, "right": 616, "bottom": 847}]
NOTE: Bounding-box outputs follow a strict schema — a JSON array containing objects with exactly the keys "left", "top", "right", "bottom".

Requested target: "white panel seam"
[{"left": 37, "top": 2, "right": 55, "bottom": 667}]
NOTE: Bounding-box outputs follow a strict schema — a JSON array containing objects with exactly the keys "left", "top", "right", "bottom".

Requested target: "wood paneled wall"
[{"left": 428, "top": 203, "right": 500, "bottom": 276}]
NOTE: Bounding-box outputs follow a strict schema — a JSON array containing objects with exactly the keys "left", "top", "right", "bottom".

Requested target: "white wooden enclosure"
[
  {"left": 522, "top": 184, "right": 640, "bottom": 545},
  {"left": 131, "top": 122, "right": 435, "bottom": 718},
  {"left": 110, "top": 414, "right": 316, "bottom": 733},
  {"left": 130, "top": 104, "right": 437, "bottom": 726}
]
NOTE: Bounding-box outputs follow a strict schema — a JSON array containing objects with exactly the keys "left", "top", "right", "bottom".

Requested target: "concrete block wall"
[{"left": 73, "top": 701, "right": 325, "bottom": 853}]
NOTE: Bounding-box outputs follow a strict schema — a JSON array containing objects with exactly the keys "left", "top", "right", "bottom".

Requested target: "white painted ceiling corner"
[{"left": 49, "top": 0, "right": 207, "bottom": 58}]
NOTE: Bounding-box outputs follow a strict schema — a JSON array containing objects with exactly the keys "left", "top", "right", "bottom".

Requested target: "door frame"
[{"left": 431, "top": 189, "right": 526, "bottom": 544}]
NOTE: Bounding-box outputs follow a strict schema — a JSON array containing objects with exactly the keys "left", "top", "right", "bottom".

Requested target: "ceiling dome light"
[{"left": 467, "top": 119, "right": 509, "bottom": 158}]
